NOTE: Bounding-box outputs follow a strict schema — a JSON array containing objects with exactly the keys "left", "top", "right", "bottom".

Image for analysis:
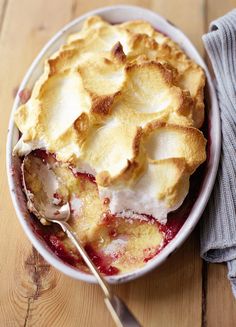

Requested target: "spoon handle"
[
  {"left": 52, "top": 220, "right": 142, "bottom": 327},
  {"left": 105, "top": 295, "right": 143, "bottom": 327}
]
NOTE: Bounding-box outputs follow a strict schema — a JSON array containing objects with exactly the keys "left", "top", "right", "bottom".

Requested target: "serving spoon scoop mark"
[{"left": 22, "top": 154, "right": 142, "bottom": 327}]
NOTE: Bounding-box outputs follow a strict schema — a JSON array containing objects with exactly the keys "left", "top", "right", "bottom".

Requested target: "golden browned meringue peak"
[{"left": 14, "top": 16, "right": 207, "bottom": 222}]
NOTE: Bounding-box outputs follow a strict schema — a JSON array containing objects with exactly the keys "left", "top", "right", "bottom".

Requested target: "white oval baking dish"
[{"left": 6, "top": 5, "right": 220, "bottom": 284}]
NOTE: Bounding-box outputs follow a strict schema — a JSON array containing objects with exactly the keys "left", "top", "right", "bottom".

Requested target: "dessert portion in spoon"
[{"left": 14, "top": 16, "right": 206, "bottom": 275}]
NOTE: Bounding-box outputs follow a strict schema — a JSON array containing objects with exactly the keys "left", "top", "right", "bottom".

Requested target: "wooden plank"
[
  {"left": 0, "top": 0, "right": 74, "bottom": 326},
  {"left": 206, "top": 263, "right": 236, "bottom": 327},
  {"left": 206, "top": 0, "right": 236, "bottom": 23},
  {"left": 0, "top": 0, "right": 204, "bottom": 326},
  {"left": 204, "top": 1, "right": 236, "bottom": 326}
]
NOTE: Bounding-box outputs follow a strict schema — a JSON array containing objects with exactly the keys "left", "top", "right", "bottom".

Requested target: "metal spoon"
[{"left": 22, "top": 155, "right": 142, "bottom": 327}]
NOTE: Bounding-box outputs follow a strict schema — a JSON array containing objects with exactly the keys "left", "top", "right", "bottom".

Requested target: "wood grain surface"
[{"left": 0, "top": 1, "right": 235, "bottom": 326}]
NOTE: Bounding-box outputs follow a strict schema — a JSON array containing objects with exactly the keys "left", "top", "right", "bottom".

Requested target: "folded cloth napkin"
[{"left": 200, "top": 9, "right": 236, "bottom": 297}]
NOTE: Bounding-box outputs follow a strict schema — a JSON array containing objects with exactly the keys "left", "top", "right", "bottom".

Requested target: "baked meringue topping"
[{"left": 14, "top": 16, "right": 207, "bottom": 274}]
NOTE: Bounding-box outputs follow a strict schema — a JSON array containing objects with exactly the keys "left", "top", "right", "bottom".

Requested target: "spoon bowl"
[{"left": 21, "top": 155, "right": 71, "bottom": 223}]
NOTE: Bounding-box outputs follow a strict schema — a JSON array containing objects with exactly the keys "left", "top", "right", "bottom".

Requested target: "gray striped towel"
[{"left": 200, "top": 9, "right": 236, "bottom": 297}]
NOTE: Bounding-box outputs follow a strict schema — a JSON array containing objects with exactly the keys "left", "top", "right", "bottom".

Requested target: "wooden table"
[{"left": 1, "top": 1, "right": 236, "bottom": 326}]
